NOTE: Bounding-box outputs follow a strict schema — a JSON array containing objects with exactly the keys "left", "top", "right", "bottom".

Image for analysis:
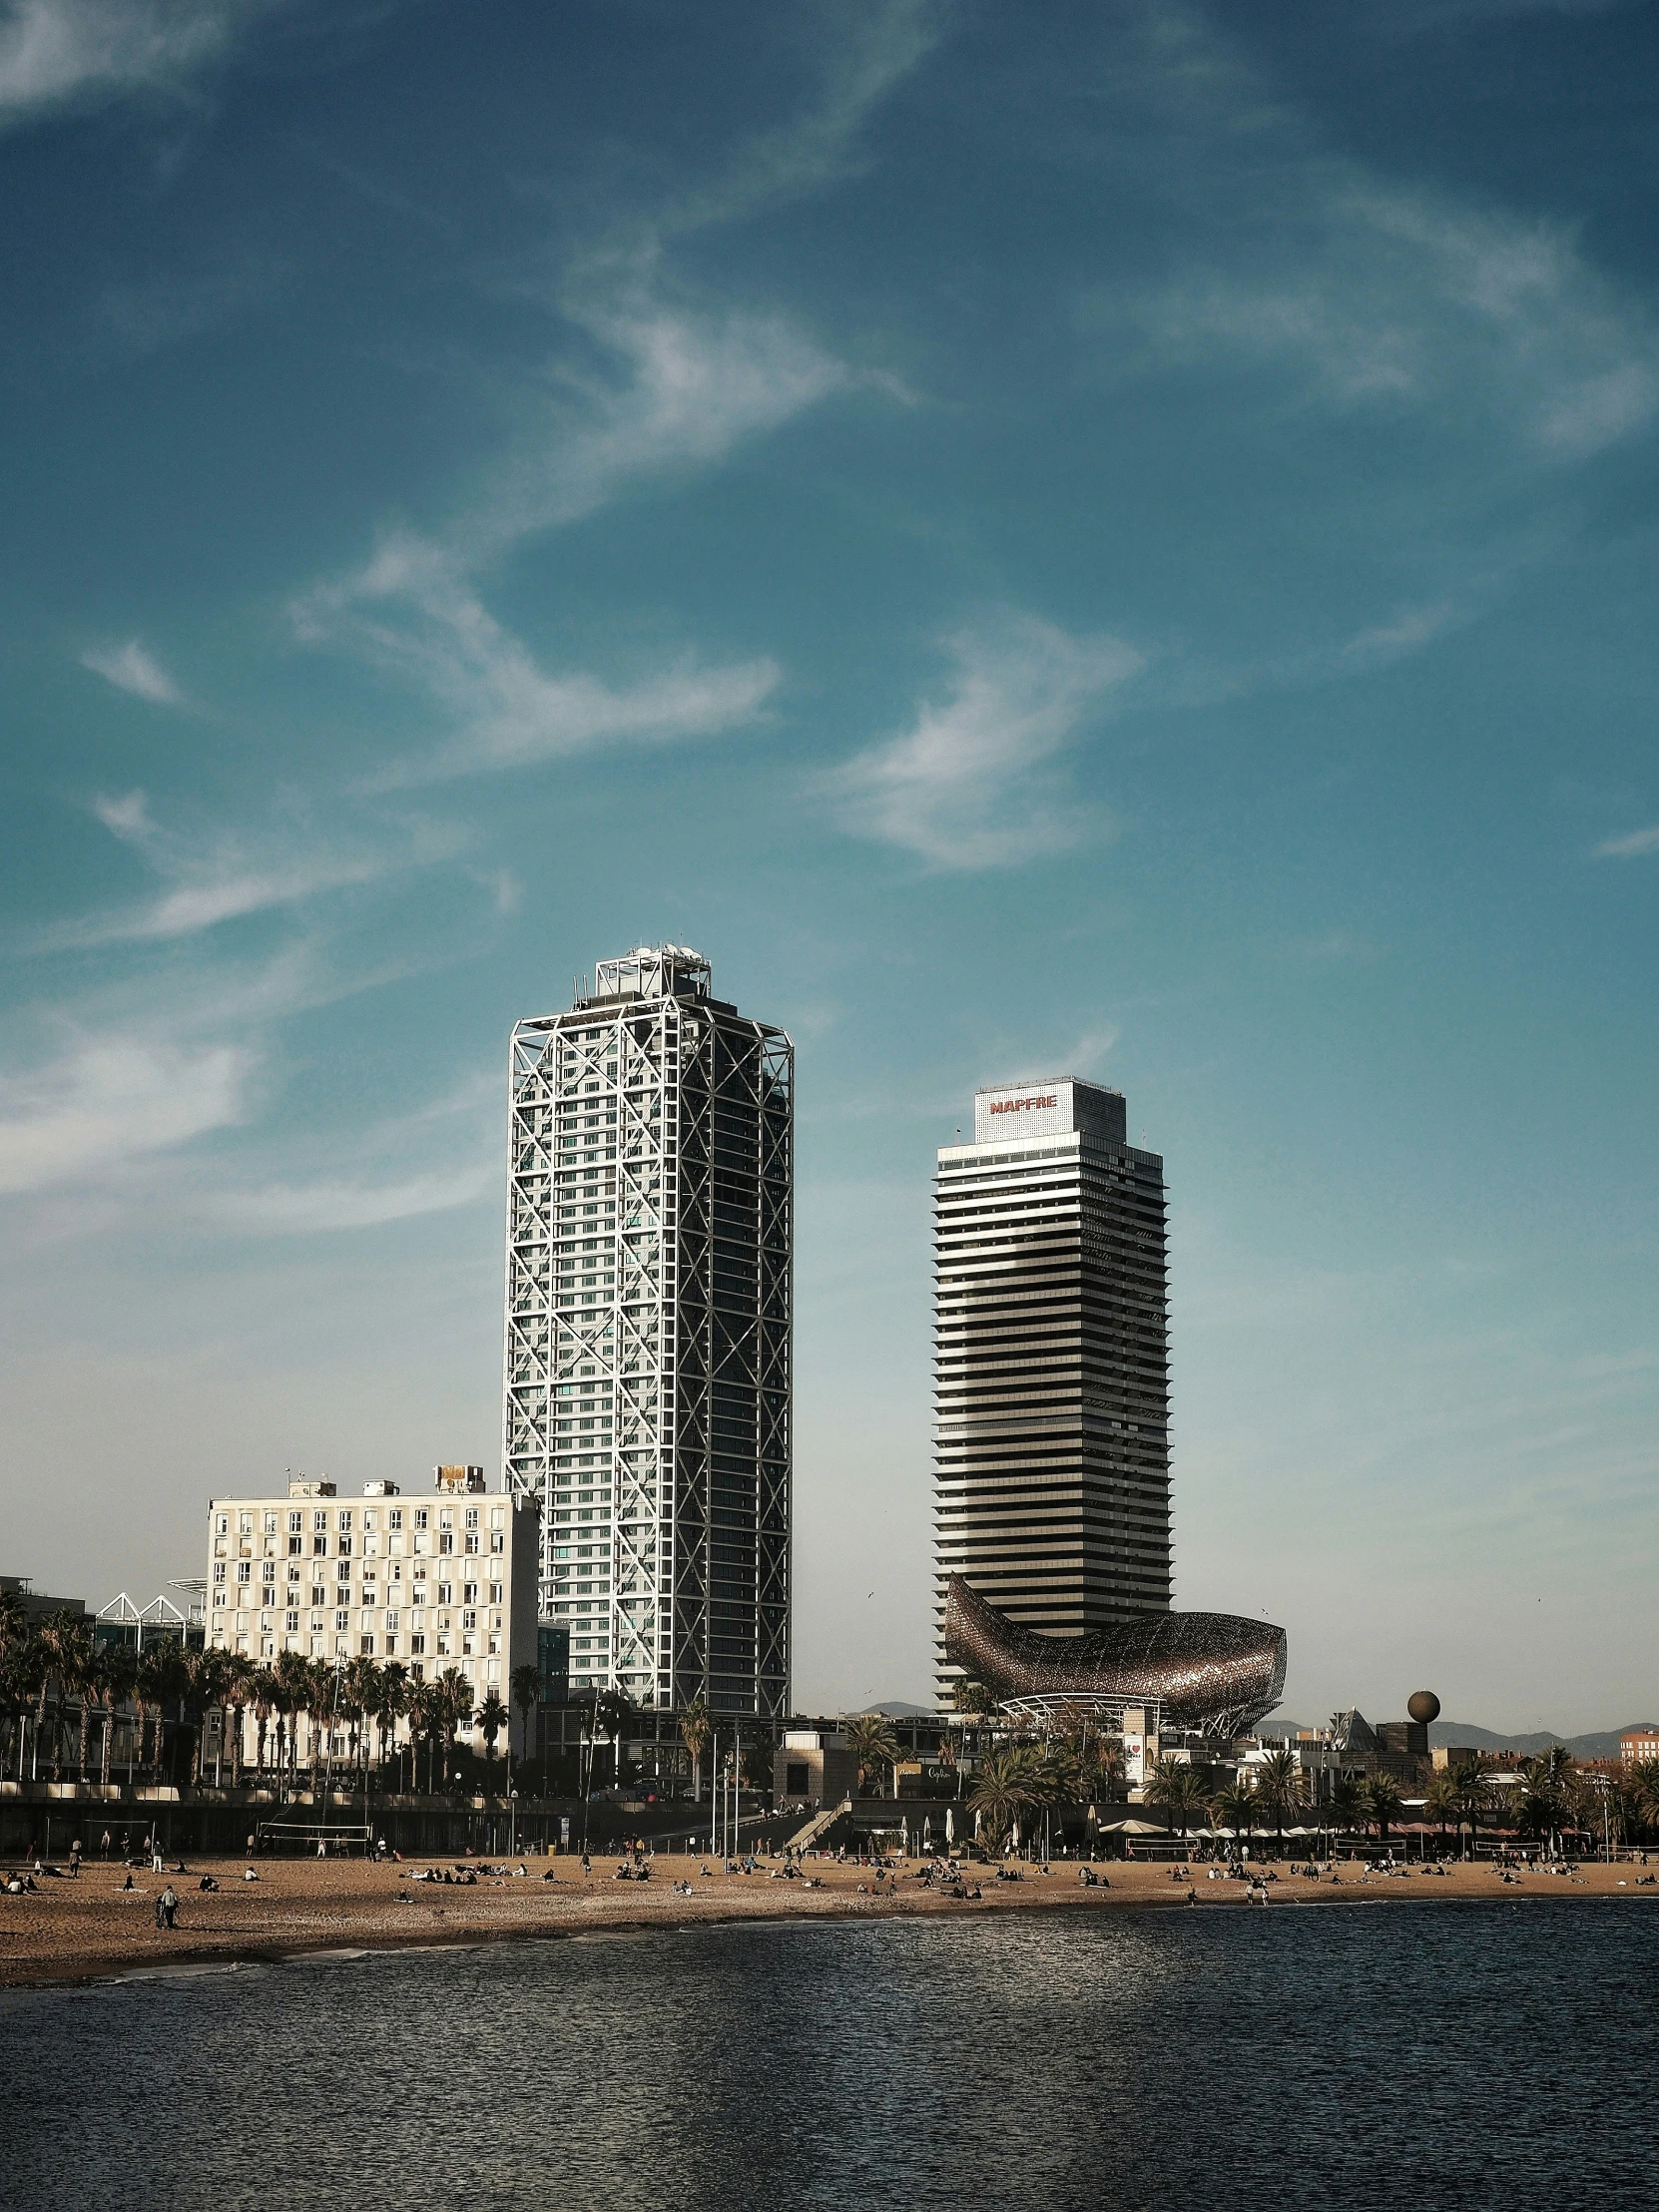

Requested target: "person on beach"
[
  {"left": 156, "top": 1884, "right": 179, "bottom": 1931},
  {"left": 70, "top": 1841, "right": 82, "bottom": 1878}
]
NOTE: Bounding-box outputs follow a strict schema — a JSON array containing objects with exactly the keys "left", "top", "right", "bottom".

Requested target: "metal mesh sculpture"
[{"left": 943, "top": 1574, "right": 1286, "bottom": 1736}]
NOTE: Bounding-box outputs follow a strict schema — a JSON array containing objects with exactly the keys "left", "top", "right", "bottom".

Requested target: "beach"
[{"left": 2, "top": 1851, "right": 1651, "bottom": 1989}]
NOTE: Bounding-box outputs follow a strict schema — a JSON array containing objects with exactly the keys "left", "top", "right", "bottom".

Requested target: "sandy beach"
[{"left": 2, "top": 1852, "right": 1652, "bottom": 1989}]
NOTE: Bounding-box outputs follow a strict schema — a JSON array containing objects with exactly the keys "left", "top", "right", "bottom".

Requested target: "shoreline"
[{"left": 4, "top": 1853, "right": 1655, "bottom": 1993}]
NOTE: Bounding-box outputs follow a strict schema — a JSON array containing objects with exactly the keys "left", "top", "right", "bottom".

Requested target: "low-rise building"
[
  {"left": 1621, "top": 1727, "right": 1659, "bottom": 1762},
  {"left": 774, "top": 1728, "right": 857, "bottom": 1809},
  {"left": 206, "top": 1468, "right": 539, "bottom": 1717}
]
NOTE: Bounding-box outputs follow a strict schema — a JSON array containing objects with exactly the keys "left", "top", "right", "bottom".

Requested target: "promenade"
[{"left": 3, "top": 1853, "right": 1652, "bottom": 1988}]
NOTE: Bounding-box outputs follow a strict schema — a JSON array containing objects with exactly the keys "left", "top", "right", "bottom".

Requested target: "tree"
[
  {"left": 969, "top": 1747, "right": 1038, "bottom": 1853},
  {"left": 1421, "top": 1769, "right": 1460, "bottom": 1857},
  {"left": 180, "top": 1647, "right": 229, "bottom": 1788},
  {"left": 250, "top": 1668, "right": 277, "bottom": 1781},
  {"left": 222, "top": 1654, "right": 256, "bottom": 1789},
  {"left": 1145, "top": 1756, "right": 1208, "bottom": 1838},
  {"left": 952, "top": 1678, "right": 997, "bottom": 1717},
  {"left": 1253, "top": 1749, "right": 1305, "bottom": 1853},
  {"left": 478, "top": 1691, "right": 509, "bottom": 1768},
  {"left": 374, "top": 1662, "right": 411, "bottom": 1786},
  {"left": 1328, "top": 1775, "right": 1364, "bottom": 1849},
  {"left": 844, "top": 1713, "right": 902, "bottom": 1798},
  {"left": 1517, "top": 1747, "right": 1578, "bottom": 1858},
  {"left": 36, "top": 1610, "right": 89, "bottom": 1782},
  {"left": 1210, "top": 1780, "right": 1257, "bottom": 1851},
  {"left": 134, "top": 1641, "right": 182, "bottom": 1783},
  {"left": 94, "top": 1644, "right": 138, "bottom": 1790},
  {"left": 436, "top": 1668, "right": 475, "bottom": 1787},
  {"left": 510, "top": 1664, "right": 542, "bottom": 1766},
  {"left": 680, "top": 1694, "right": 712, "bottom": 1803},
  {"left": 1360, "top": 1771, "right": 1404, "bottom": 1848}
]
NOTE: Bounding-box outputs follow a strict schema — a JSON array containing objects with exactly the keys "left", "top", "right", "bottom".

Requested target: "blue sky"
[{"left": 3, "top": 0, "right": 1657, "bottom": 1731}]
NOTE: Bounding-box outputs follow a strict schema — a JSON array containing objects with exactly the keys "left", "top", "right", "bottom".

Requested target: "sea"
[{"left": 1, "top": 1902, "right": 1654, "bottom": 2209}]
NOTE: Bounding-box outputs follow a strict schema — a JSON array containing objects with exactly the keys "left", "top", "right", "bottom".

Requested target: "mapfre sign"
[{"left": 988, "top": 1093, "right": 1058, "bottom": 1116}]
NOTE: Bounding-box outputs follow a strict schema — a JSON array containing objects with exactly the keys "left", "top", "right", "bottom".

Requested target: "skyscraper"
[
  {"left": 502, "top": 945, "right": 794, "bottom": 1715},
  {"left": 933, "top": 1078, "right": 1170, "bottom": 1701}
]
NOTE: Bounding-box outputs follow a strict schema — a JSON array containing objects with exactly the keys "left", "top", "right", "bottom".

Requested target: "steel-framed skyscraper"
[
  {"left": 933, "top": 1078, "right": 1171, "bottom": 1702},
  {"left": 502, "top": 945, "right": 794, "bottom": 1715}
]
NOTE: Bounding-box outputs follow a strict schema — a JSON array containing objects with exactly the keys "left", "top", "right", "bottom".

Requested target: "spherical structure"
[{"left": 1407, "top": 1689, "right": 1441, "bottom": 1726}]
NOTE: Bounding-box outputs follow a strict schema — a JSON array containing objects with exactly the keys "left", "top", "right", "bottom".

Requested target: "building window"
[
  {"left": 287, "top": 1510, "right": 302, "bottom": 1534},
  {"left": 213, "top": 1562, "right": 226, "bottom": 1583},
  {"left": 439, "top": 1533, "right": 454, "bottom": 1555},
  {"left": 465, "top": 1507, "right": 479, "bottom": 1532},
  {"left": 490, "top": 1532, "right": 504, "bottom": 1554},
  {"left": 337, "top": 1510, "right": 352, "bottom": 1532},
  {"left": 414, "top": 1509, "right": 429, "bottom": 1531},
  {"left": 462, "top": 1609, "right": 477, "bottom": 1630},
  {"left": 410, "top": 1634, "right": 426, "bottom": 1655},
  {"left": 437, "top": 1582, "right": 452, "bottom": 1605},
  {"left": 239, "top": 1512, "right": 253, "bottom": 1534},
  {"left": 313, "top": 1511, "right": 327, "bottom": 1533},
  {"left": 285, "top": 1611, "right": 298, "bottom": 1633},
  {"left": 462, "top": 1582, "right": 478, "bottom": 1605},
  {"left": 360, "top": 1635, "right": 375, "bottom": 1656},
  {"left": 389, "top": 1508, "right": 403, "bottom": 1531},
  {"left": 334, "top": 1610, "right": 348, "bottom": 1631},
  {"left": 237, "top": 1562, "right": 252, "bottom": 1584}
]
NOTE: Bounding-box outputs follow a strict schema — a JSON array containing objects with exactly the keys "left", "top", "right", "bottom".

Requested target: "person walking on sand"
[
  {"left": 155, "top": 1883, "right": 179, "bottom": 1931},
  {"left": 70, "top": 1841, "right": 82, "bottom": 1878},
  {"left": 101, "top": 1830, "right": 112, "bottom": 1862}
]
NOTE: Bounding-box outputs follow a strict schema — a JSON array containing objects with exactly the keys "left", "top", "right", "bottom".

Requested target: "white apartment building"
[{"left": 206, "top": 1466, "right": 540, "bottom": 1714}]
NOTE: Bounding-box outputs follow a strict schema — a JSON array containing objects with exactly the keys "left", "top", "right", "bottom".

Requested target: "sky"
[{"left": 2, "top": 0, "right": 1658, "bottom": 1734}]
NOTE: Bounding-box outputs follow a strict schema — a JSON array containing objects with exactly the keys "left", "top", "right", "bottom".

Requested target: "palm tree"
[
  {"left": 680, "top": 1694, "right": 712, "bottom": 1802},
  {"left": 1328, "top": 1775, "right": 1364, "bottom": 1851},
  {"left": 844, "top": 1713, "right": 902, "bottom": 1799},
  {"left": 594, "top": 1686, "right": 636, "bottom": 1790},
  {"left": 1145, "top": 1756, "right": 1208, "bottom": 1839},
  {"left": 35, "top": 1609, "right": 87, "bottom": 1782},
  {"left": 510, "top": 1663, "right": 542, "bottom": 1767},
  {"left": 179, "top": 1647, "right": 229, "bottom": 1787},
  {"left": 437, "top": 1667, "right": 475, "bottom": 1788},
  {"left": 478, "top": 1691, "right": 509, "bottom": 1769},
  {"left": 374, "top": 1661, "right": 411, "bottom": 1786},
  {"left": 1253, "top": 1749, "right": 1305, "bottom": 1854},
  {"left": 133, "top": 1641, "right": 179, "bottom": 1783},
  {"left": 249, "top": 1667, "right": 277, "bottom": 1782},
  {"left": 1210, "top": 1780, "right": 1257, "bottom": 1852},
  {"left": 969, "top": 1746, "right": 1038, "bottom": 1854},
  {"left": 1360, "top": 1771, "right": 1404, "bottom": 1849},
  {"left": 1421, "top": 1769, "right": 1459, "bottom": 1858},
  {"left": 952, "top": 1678, "right": 997, "bottom": 1717},
  {"left": 222, "top": 1654, "right": 255, "bottom": 1789},
  {"left": 94, "top": 1644, "right": 138, "bottom": 1790}
]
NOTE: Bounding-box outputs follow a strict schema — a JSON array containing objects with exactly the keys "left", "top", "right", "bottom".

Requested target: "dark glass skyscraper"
[{"left": 933, "top": 1078, "right": 1171, "bottom": 1700}]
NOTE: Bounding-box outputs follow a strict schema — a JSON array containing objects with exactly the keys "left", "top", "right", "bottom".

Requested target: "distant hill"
[
  {"left": 1430, "top": 1721, "right": 1652, "bottom": 1760},
  {"left": 847, "top": 1700, "right": 932, "bottom": 1718}
]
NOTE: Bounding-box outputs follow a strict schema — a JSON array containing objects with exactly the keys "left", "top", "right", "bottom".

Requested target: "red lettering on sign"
[{"left": 988, "top": 1094, "right": 1058, "bottom": 1115}]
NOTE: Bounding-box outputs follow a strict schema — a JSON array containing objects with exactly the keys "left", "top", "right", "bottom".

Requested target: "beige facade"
[{"left": 206, "top": 1469, "right": 540, "bottom": 1720}]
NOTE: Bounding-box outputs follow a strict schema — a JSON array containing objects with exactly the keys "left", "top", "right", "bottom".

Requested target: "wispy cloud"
[
  {"left": 217, "top": 1163, "right": 493, "bottom": 1233},
  {"left": 296, "top": 2, "right": 937, "bottom": 784},
  {"left": 297, "top": 539, "right": 782, "bottom": 789},
  {"left": 39, "top": 789, "right": 461, "bottom": 947},
  {"left": 0, "top": 0, "right": 288, "bottom": 128},
  {"left": 80, "top": 638, "right": 182, "bottom": 705},
  {"left": 1104, "top": 14, "right": 1659, "bottom": 466},
  {"left": 1342, "top": 600, "right": 1460, "bottom": 664},
  {"left": 95, "top": 256, "right": 285, "bottom": 357},
  {"left": 1594, "top": 824, "right": 1659, "bottom": 858},
  {"left": 0, "top": 1030, "right": 250, "bottom": 1195},
  {"left": 830, "top": 615, "right": 1142, "bottom": 868}
]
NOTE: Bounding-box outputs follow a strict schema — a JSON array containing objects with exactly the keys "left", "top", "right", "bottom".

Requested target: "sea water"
[{"left": 1, "top": 1902, "right": 1654, "bottom": 2208}]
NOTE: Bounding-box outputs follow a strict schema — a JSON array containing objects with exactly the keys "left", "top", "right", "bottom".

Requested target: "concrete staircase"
[{"left": 786, "top": 1797, "right": 852, "bottom": 1852}]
